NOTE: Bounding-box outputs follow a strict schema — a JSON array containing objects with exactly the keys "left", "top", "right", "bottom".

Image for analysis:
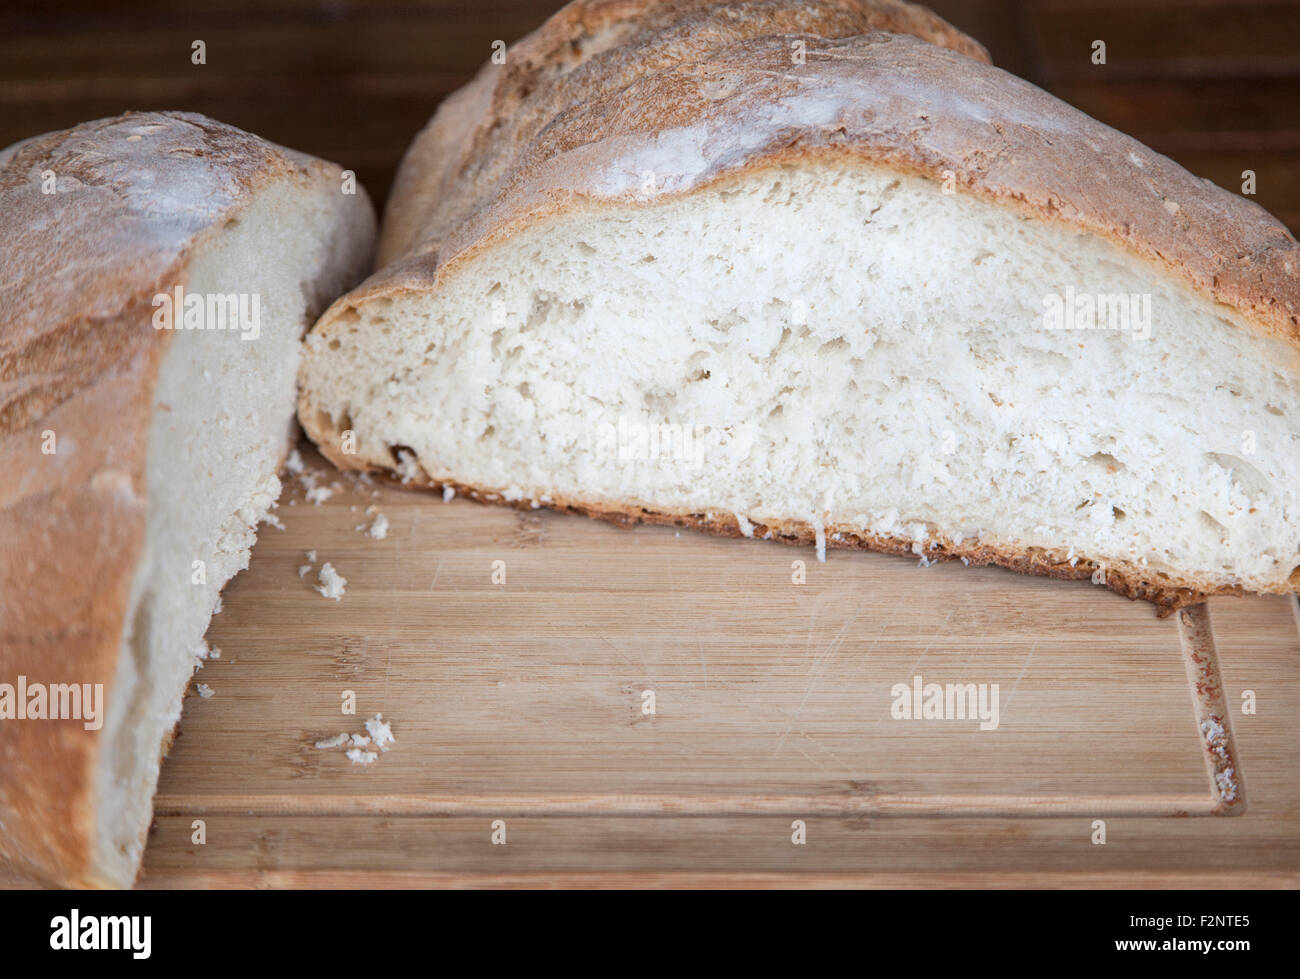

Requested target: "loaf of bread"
[
  {"left": 298, "top": 0, "right": 1300, "bottom": 613},
  {"left": 0, "top": 112, "right": 375, "bottom": 887}
]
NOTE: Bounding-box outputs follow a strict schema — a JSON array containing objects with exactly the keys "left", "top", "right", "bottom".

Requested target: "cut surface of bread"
[
  {"left": 299, "top": 1, "right": 1299, "bottom": 612},
  {"left": 0, "top": 112, "right": 375, "bottom": 887},
  {"left": 303, "top": 160, "right": 1300, "bottom": 609},
  {"left": 98, "top": 180, "right": 372, "bottom": 886}
]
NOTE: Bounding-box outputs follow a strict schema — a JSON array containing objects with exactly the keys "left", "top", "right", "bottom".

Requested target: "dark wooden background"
[{"left": 2, "top": 0, "right": 1297, "bottom": 231}]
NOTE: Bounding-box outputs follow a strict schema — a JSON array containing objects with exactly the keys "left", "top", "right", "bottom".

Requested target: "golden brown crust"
[
  {"left": 0, "top": 312, "right": 163, "bottom": 887},
  {"left": 378, "top": 0, "right": 988, "bottom": 267},
  {"left": 0, "top": 111, "right": 363, "bottom": 888},
  {"left": 317, "top": 441, "right": 1219, "bottom": 617},
  {"left": 330, "top": 4, "right": 1296, "bottom": 347}
]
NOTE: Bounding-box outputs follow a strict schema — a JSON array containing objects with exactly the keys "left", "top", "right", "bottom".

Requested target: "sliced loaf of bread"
[
  {"left": 298, "top": 0, "right": 1300, "bottom": 613},
  {"left": 0, "top": 111, "right": 375, "bottom": 887}
]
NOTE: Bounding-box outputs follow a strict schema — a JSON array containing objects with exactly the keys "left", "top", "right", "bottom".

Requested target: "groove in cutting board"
[
  {"left": 1176, "top": 604, "right": 1245, "bottom": 815},
  {"left": 153, "top": 605, "right": 1242, "bottom": 819},
  {"left": 151, "top": 447, "right": 1256, "bottom": 840},
  {"left": 152, "top": 791, "right": 1222, "bottom": 818}
]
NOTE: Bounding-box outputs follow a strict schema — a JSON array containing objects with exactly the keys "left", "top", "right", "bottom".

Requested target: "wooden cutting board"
[{"left": 10, "top": 444, "right": 1300, "bottom": 887}]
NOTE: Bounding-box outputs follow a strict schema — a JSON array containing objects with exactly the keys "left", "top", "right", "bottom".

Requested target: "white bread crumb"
[
  {"left": 285, "top": 448, "right": 304, "bottom": 475},
  {"left": 1200, "top": 718, "right": 1230, "bottom": 759},
  {"left": 305, "top": 485, "right": 333, "bottom": 505},
  {"left": 365, "top": 713, "right": 395, "bottom": 750},
  {"left": 316, "top": 715, "right": 396, "bottom": 764},
  {"left": 442, "top": 485, "right": 455, "bottom": 503},
  {"left": 195, "top": 683, "right": 214, "bottom": 699},
  {"left": 192, "top": 641, "right": 212, "bottom": 667},
  {"left": 394, "top": 449, "right": 422, "bottom": 483},
  {"left": 367, "top": 512, "right": 389, "bottom": 539},
  {"left": 316, "top": 562, "right": 347, "bottom": 600}
]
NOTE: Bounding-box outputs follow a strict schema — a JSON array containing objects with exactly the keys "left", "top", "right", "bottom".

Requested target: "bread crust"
[
  {"left": 324, "top": 3, "right": 1296, "bottom": 345},
  {"left": 378, "top": 0, "right": 988, "bottom": 267},
  {"left": 317, "top": 459, "right": 1222, "bottom": 616},
  {"left": 0, "top": 111, "right": 371, "bottom": 888},
  {"left": 300, "top": 0, "right": 1300, "bottom": 610}
]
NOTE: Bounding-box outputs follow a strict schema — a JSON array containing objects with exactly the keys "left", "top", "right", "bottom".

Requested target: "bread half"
[
  {"left": 298, "top": 0, "right": 1300, "bottom": 612},
  {"left": 0, "top": 112, "right": 375, "bottom": 887}
]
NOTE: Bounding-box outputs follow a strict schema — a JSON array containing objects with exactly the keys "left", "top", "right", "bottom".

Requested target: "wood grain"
[
  {"left": 1, "top": 443, "right": 1296, "bottom": 888},
  {"left": 70, "top": 446, "right": 1298, "bottom": 887}
]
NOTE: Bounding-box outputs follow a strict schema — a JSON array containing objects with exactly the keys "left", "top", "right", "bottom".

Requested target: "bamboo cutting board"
[{"left": 11, "top": 444, "right": 1300, "bottom": 887}]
